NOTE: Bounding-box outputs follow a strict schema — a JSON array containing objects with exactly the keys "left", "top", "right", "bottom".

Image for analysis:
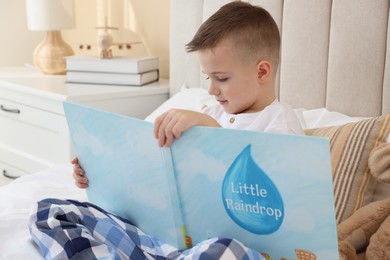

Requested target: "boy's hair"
[{"left": 186, "top": 1, "right": 280, "bottom": 69}]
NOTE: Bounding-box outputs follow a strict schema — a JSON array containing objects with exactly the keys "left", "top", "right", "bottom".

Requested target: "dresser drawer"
[
  {"left": 0, "top": 160, "right": 27, "bottom": 186},
  {"left": 0, "top": 97, "right": 71, "bottom": 164}
]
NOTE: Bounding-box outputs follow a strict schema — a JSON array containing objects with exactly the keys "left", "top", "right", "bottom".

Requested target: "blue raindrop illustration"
[{"left": 222, "top": 145, "right": 284, "bottom": 234}]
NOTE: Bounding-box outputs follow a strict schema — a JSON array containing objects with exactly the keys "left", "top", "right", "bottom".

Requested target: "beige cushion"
[{"left": 305, "top": 115, "right": 390, "bottom": 223}]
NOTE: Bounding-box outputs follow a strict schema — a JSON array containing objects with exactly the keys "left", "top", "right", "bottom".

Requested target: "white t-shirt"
[{"left": 203, "top": 100, "right": 304, "bottom": 135}]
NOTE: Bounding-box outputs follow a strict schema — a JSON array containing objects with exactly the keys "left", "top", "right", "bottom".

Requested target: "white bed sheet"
[
  {"left": 0, "top": 164, "right": 87, "bottom": 260},
  {"left": 0, "top": 88, "right": 388, "bottom": 259}
]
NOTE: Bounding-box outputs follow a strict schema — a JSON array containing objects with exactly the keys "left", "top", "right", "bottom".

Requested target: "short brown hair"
[{"left": 186, "top": 1, "right": 280, "bottom": 67}]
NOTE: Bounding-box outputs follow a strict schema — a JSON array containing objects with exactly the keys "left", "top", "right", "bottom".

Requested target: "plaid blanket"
[{"left": 29, "top": 199, "right": 265, "bottom": 260}]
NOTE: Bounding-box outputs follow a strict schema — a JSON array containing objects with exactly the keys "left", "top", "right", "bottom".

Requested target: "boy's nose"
[{"left": 208, "top": 82, "right": 220, "bottom": 96}]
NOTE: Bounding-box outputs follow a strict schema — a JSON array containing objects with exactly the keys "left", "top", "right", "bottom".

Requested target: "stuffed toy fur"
[
  {"left": 338, "top": 142, "right": 390, "bottom": 260},
  {"left": 369, "top": 142, "right": 390, "bottom": 182}
]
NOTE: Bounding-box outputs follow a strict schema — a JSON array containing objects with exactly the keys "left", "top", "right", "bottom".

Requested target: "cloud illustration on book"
[
  {"left": 126, "top": 184, "right": 168, "bottom": 210},
  {"left": 176, "top": 149, "right": 226, "bottom": 181},
  {"left": 124, "top": 130, "right": 162, "bottom": 159},
  {"left": 74, "top": 125, "right": 114, "bottom": 157},
  {"left": 222, "top": 145, "right": 284, "bottom": 234},
  {"left": 281, "top": 207, "right": 315, "bottom": 233}
]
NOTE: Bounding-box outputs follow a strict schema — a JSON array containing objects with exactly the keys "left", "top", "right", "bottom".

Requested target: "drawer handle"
[
  {"left": 2, "top": 169, "right": 19, "bottom": 180},
  {"left": 1, "top": 105, "right": 20, "bottom": 114}
]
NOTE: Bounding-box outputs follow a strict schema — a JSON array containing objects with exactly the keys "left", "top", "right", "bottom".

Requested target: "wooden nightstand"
[{"left": 0, "top": 67, "right": 169, "bottom": 185}]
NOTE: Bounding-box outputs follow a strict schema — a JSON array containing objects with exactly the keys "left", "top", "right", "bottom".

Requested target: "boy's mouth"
[{"left": 218, "top": 100, "right": 227, "bottom": 105}]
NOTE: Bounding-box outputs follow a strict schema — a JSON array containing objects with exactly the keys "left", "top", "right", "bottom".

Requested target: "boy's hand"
[
  {"left": 154, "top": 109, "right": 220, "bottom": 147},
  {"left": 71, "top": 157, "right": 89, "bottom": 189}
]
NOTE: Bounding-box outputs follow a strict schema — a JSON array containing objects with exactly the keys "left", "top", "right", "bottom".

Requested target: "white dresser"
[{"left": 0, "top": 67, "right": 169, "bottom": 185}]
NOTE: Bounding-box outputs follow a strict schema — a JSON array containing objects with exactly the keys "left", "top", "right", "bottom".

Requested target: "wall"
[
  {"left": 0, "top": 0, "right": 170, "bottom": 78},
  {"left": 0, "top": 0, "right": 43, "bottom": 67}
]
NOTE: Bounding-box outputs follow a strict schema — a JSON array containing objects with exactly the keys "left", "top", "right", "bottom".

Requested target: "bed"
[{"left": 1, "top": 0, "right": 390, "bottom": 259}]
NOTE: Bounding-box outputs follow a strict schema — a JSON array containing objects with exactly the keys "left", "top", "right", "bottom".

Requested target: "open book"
[{"left": 63, "top": 101, "right": 339, "bottom": 260}]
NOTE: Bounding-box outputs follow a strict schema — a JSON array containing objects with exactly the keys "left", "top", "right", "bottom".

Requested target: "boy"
[
  {"left": 74, "top": 1, "right": 303, "bottom": 187},
  {"left": 32, "top": 2, "right": 303, "bottom": 259}
]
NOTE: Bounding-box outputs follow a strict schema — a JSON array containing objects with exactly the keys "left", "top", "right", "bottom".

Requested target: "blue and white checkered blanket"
[{"left": 29, "top": 198, "right": 265, "bottom": 260}]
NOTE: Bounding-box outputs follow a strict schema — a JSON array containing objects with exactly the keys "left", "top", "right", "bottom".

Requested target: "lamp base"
[{"left": 34, "top": 31, "right": 74, "bottom": 75}]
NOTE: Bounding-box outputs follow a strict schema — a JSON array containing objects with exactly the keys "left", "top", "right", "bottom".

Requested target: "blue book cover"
[{"left": 63, "top": 101, "right": 339, "bottom": 260}]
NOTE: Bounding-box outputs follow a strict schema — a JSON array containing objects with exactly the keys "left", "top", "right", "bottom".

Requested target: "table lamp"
[{"left": 26, "top": 0, "right": 75, "bottom": 75}]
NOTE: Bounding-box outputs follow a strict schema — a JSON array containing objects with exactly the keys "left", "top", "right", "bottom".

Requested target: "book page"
[
  {"left": 63, "top": 101, "right": 184, "bottom": 248},
  {"left": 170, "top": 126, "right": 339, "bottom": 259}
]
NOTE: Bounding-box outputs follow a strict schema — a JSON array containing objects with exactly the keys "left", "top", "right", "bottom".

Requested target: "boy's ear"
[{"left": 256, "top": 60, "right": 272, "bottom": 83}]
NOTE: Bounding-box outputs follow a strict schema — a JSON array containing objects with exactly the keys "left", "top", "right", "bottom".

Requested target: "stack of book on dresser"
[{"left": 65, "top": 56, "right": 159, "bottom": 86}]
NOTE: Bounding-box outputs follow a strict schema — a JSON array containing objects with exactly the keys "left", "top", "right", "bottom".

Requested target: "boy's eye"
[
  {"left": 217, "top": 77, "right": 228, "bottom": 82},
  {"left": 205, "top": 75, "right": 228, "bottom": 82}
]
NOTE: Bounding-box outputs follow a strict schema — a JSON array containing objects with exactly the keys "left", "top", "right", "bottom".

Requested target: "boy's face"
[{"left": 198, "top": 39, "right": 267, "bottom": 114}]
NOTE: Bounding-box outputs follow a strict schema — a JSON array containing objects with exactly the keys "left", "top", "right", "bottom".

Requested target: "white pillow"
[
  {"left": 145, "top": 85, "right": 217, "bottom": 122},
  {"left": 299, "top": 108, "right": 389, "bottom": 143},
  {"left": 301, "top": 108, "right": 368, "bottom": 129}
]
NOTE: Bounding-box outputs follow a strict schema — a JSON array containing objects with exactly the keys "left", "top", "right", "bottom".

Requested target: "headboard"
[{"left": 169, "top": 0, "right": 390, "bottom": 117}]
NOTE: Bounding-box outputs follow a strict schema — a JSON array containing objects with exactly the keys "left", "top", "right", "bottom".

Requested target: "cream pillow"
[{"left": 305, "top": 115, "right": 390, "bottom": 223}]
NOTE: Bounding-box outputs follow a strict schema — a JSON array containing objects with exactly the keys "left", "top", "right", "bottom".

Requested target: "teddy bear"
[{"left": 337, "top": 142, "right": 390, "bottom": 260}]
